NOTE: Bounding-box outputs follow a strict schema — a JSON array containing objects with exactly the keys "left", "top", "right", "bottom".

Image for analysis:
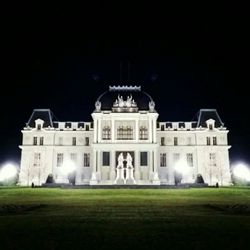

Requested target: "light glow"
[
  {"left": 174, "top": 160, "right": 190, "bottom": 175},
  {"left": 0, "top": 163, "right": 18, "bottom": 181},
  {"left": 233, "top": 163, "right": 250, "bottom": 181},
  {"left": 61, "top": 160, "right": 76, "bottom": 175}
]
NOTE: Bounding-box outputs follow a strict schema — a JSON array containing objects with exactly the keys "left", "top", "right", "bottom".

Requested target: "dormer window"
[
  {"left": 206, "top": 119, "right": 215, "bottom": 130},
  {"left": 35, "top": 119, "right": 44, "bottom": 130}
]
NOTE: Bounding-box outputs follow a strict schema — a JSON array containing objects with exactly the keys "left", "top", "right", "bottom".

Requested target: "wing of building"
[{"left": 19, "top": 85, "right": 232, "bottom": 186}]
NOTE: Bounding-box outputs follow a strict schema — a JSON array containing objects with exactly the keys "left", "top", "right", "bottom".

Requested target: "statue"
[
  {"left": 95, "top": 101, "right": 101, "bottom": 111},
  {"left": 118, "top": 95, "right": 124, "bottom": 107},
  {"left": 149, "top": 100, "right": 155, "bottom": 112},
  {"left": 126, "top": 95, "right": 132, "bottom": 107},
  {"left": 125, "top": 153, "right": 136, "bottom": 184},
  {"left": 115, "top": 153, "right": 125, "bottom": 184}
]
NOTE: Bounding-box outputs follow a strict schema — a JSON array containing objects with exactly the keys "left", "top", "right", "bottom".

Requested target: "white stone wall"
[{"left": 19, "top": 114, "right": 232, "bottom": 186}]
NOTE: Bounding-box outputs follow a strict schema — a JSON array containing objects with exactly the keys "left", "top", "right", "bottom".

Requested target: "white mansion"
[{"left": 19, "top": 85, "right": 232, "bottom": 186}]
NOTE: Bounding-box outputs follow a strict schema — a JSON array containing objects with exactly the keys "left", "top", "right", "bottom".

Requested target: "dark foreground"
[{"left": 0, "top": 187, "right": 250, "bottom": 250}]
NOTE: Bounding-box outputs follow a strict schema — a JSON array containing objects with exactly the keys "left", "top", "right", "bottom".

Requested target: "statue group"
[{"left": 115, "top": 153, "right": 136, "bottom": 184}]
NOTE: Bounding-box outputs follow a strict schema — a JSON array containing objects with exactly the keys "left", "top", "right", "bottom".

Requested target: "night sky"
[{"left": 1, "top": 4, "right": 249, "bottom": 166}]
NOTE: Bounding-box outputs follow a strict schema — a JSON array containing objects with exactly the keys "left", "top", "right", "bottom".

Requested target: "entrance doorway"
[{"left": 115, "top": 151, "right": 134, "bottom": 179}]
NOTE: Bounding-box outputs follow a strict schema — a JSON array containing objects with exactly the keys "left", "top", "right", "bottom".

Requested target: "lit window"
[
  {"left": 140, "top": 152, "right": 148, "bottom": 166},
  {"left": 209, "top": 153, "right": 216, "bottom": 166},
  {"left": 161, "top": 137, "right": 165, "bottom": 146},
  {"left": 57, "top": 153, "right": 63, "bottom": 167},
  {"left": 117, "top": 126, "right": 133, "bottom": 140},
  {"left": 174, "top": 137, "right": 178, "bottom": 146},
  {"left": 207, "top": 137, "right": 211, "bottom": 145},
  {"left": 40, "top": 137, "right": 44, "bottom": 145},
  {"left": 186, "top": 153, "right": 193, "bottom": 167},
  {"left": 139, "top": 126, "right": 148, "bottom": 140},
  {"left": 102, "top": 152, "right": 110, "bottom": 166},
  {"left": 213, "top": 137, "right": 217, "bottom": 145},
  {"left": 34, "top": 153, "right": 41, "bottom": 167},
  {"left": 102, "top": 126, "right": 111, "bottom": 140},
  {"left": 83, "top": 153, "right": 90, "bottom": 167},
  {"left": 160, "top": 153, "right": 167, "bottom": 167},
  {"left": 85, "top": 137, "right": 89, "bottom": 146},
  {"left": 33, "top": 137, "right": 37, "bottom": 145}
]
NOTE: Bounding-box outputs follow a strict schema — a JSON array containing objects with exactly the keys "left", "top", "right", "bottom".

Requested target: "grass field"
[{"left": 0, "top": 187, "right": 250, "bottom": 250}]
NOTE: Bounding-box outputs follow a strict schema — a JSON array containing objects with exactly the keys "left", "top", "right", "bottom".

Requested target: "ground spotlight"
[
  {"left": 232, "top": 163, "right": 250, "bottom": 181},
  {"left": 0, "top": 163, "right": 18, "bottom": 182}
]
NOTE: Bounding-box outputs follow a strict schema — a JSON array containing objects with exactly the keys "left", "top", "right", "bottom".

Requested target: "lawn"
[{"left": 0, "top": 187, "right": 250, "bottom": 250}]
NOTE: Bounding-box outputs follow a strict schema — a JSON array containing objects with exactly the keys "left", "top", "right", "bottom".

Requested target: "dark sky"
[{"left": 1, "top": 3, "right": 249, "bottom": 166}]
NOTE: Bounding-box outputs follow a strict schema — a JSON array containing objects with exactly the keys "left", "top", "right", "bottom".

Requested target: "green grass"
[{"left": 0, "top": 187, "right": 250, "bottom": 250}]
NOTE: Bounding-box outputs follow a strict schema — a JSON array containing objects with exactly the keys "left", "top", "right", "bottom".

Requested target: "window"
[
  {"left": 33, "top": 137, "right": 37, "bottom": 145},
  {"left": 83, "top": 153, "right": 90, "bottom": 167},
  {"left": 34, "top": 153, "right": 41, "bottom": 167},
  {"left": 187, "top": 137, "right": 192, "bottom": 145},
  {"left": 160, "top": 153, "right": 167, "bottom": 167},
  {"left": 40, "top": 137, "right": 44, "bottom": 145},
  {"left": 207, "top": 137, "right": 211, "bottom": 145},
  {"left": 86, "top": 125, "right": 89, "bottom": 131},
  {"left": 59, "top": 137, "right": 63, "bottom": 145},
  {"left": 213, "top": 137, "right": 217, "bottom": 145},
  {"left": 57, "top": 153, "right": 63, "bottom": 167},
  {"left": 102, "top": 126, "right": 111, "bottom": 140},
  {"left": 209, "top": 124, "right": 213, "bottom": 130},
  {"left": 85, "top": 137, "right": 89, "bottom": 146},
  {"left": 102, "top": 152, "right": 110, "bottom": 166},
  {"left": 186, "top": 153, "right": 193, "bottom": 167},
  {"left": 173, "top": 153, "right": 180, "bottom": 164},
  {"left": 161, "top": 125, "right": 164, "bottom": 131},
  {"left": 209, "top": 153, "right": 216, "bottom": 166},
  {"left": 117, "top": 126, "right": 133, "bottom": 140},
  {"left": 70, "top": 153, "right": 77, "bottom": 163},
  {"left": 161, "top": 137, "right": 165, "bottom": 146},
  {"left": 72, "top": 137, "right": 76, "bottom": 146},
  {"left": 37, "top": 124, "right": 41, "bottom": 130},
  {"left": 139, "top": 126, "right": 148, "bottom": 140},
  {"left": 140, "top": 152, "right": 148, "bottom": 166},
  {"left": 174, "top": 137, "right": 178, "bottom": 146}
]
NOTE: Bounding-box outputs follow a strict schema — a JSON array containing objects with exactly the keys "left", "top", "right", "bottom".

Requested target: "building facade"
[{"left": 19, "top": 86, "right": 232, "bottom": 186}]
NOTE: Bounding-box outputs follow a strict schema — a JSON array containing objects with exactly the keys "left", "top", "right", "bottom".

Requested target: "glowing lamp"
[
  {"left": 233, "top": 163, "right": 250, "bottom": 181},
  {"left": 0, "top": 163, "right": 18, "bottom": 181}
]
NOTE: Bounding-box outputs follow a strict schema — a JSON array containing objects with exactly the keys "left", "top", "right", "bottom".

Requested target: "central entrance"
[{"left": 115, "top": 151, "right": 135, "bottom": 184}]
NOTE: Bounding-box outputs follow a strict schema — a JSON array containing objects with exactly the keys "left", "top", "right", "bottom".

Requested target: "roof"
[
  {"left": 26, "top": 109, "right": 55, "bottom": 127},
  {"left": 196, "top": 109, "right": 224, "bottom": 127},
  {"left": 95, "top": 85, "right": 155, "bottom": 112}
]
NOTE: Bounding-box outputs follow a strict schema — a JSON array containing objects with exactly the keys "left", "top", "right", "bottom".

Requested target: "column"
[
  {"left": 153, "top": 119, "right": 157, "bottom": 143},
  {"left": 111, "top": 119, "right": 115, "bottom": 141},
  {"left": 152, "top": 149, "right": 160, "bottom": 184},
  {"left": 97, "top": 120, "right": 101, "bottom": 142},
  {"left": 134, "top": 151, "right": 140, "bottom": 182},
  {"left": 110, "top": 151, "right": 116, "bottom": 181},
  {"left": 97, "top": 150, "right": 101, "bottom": 181},
  {"left": 149, "top": 118, "right": 152, "bottom": 142},
  {"left": 90, "top": 149, "right": 98, "bottom": 184},
  {"left": 93, "top": 119, "right": 97, "bottom": 143},
  {"left": 135, "top": 119, "right": 139, "bottom": 141}
]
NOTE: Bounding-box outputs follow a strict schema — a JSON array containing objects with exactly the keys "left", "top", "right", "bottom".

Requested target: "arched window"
[{"left": 102, "top": 126, "right": 111, "bottom": 140}]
